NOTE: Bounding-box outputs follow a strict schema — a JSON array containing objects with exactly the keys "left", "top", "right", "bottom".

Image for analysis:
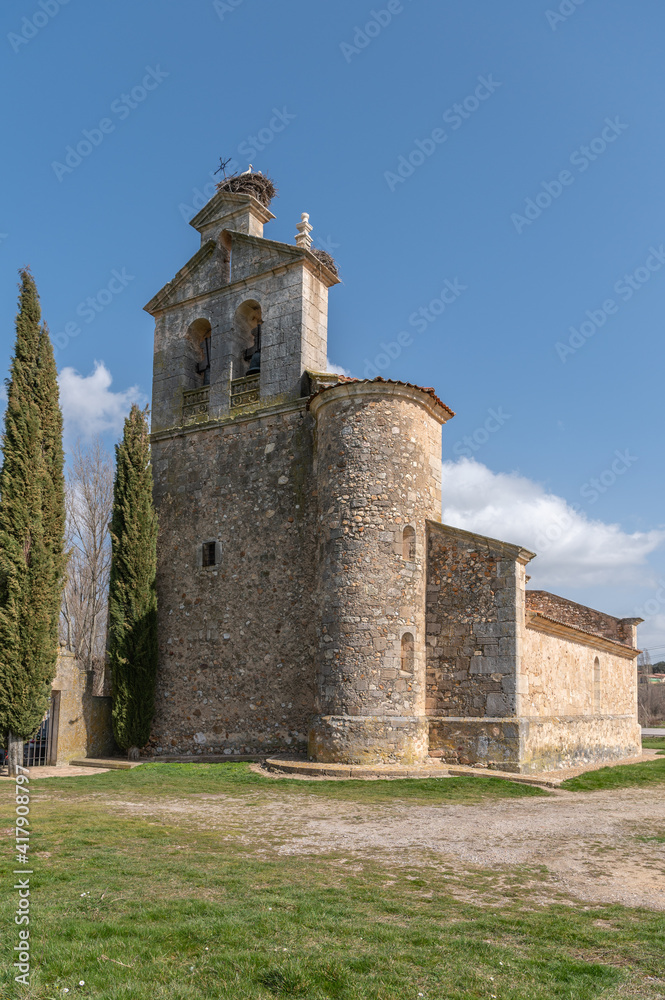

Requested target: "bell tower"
[
  {"left": 145, "top": 175, "right": 340, "bottom": 433},
  {"left": 144, "top": 174, "right": 342, "bottom": 760}
]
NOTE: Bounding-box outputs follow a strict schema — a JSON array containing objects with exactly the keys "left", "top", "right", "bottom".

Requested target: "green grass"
[
  {"left": 24, "top": 761, "right": 549, "bottom": 804},
  {"left": 642, "top": 736, "right": 665, "bottom": 752},
  {"left": 0, "top": 764, "right": 663, "bottom": 999},
  {"left": 561, "top": 756, "right": 665, "bottom": 791}
]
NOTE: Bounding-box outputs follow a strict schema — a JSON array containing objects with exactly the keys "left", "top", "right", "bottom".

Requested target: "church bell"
[{"left": 246, "top": 322, "right": 262, "bottom": 375}]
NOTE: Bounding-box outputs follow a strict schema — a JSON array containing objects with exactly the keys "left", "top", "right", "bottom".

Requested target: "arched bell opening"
[
  {"left": 234, "top": 300, "right": 263, "bottom": 377},
  {"left": 186, "top": 318, "right": 212, "bottom": 387}
]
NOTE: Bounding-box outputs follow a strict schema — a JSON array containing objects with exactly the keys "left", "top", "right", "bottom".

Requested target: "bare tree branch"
[{"left": 60, "top": 437, "right": 114, "bottom": 685}]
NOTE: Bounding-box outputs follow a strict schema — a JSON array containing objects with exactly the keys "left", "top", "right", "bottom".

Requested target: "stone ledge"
[
  {"left": 69, "top": 758, "right": 141, "bottom": 770},
  {"left": 446, "top": 766, "right": 562, "bottom": 788},
  {"left": 265, "top": 756, "right": 450, "bottom": 780}
]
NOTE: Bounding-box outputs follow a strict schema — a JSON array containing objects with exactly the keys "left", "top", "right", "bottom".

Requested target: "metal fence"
[{"left": 23, "top": 711, "right": 50, "bottom": 767}]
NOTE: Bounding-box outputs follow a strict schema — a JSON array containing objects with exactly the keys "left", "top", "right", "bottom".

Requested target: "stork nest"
[
  {"left": 216, "top": 172, "right": 277, "bottom": 207},
  {"left": 309, "top": 247, "right": 339, "bottom": 276}
]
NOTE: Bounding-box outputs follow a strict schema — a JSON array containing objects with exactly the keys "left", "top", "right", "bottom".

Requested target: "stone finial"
[{"left": 295, "top": 212, "right": 313, "bottom": 250}]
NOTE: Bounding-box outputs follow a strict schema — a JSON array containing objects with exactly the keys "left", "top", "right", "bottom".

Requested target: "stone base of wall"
[
  {"left": 428, "top": 718, "right": 522, "bottom": 772},
  {"left": 309, "top": 715, "right": 429, "bottom": 765},
  {"left": 520, "top": 715, "right": 641, "bottom": 773},
  {"left": 428, "top": 715, "right": 642, "bottom": 773}
]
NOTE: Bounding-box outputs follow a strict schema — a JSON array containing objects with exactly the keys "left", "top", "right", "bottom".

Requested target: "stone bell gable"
[{"left": 145, "top": 185, "right": 339, "bottom": 433}]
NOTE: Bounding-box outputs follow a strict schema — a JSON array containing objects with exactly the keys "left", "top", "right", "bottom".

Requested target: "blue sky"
[{"left": 1, "top": 0, "right": 664, "bottom": 654}]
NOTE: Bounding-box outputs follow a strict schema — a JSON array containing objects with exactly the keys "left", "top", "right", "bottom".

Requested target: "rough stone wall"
[
  {"left": 428, "top": 718, "right": 522, "bottom": 771},
  {"left": 311, "top": 383, "right": 443, "bottom": 720},
  {"left": 526, "top": 591, "right": 637, "bottom": 646},
  {"left": 520, "top": 716, "right": 641, "bottom": 773},
  {"left": 150, "top": 401, "right": 319, "bottom": 757},
  {"left": 425, "top": 524, "right": 531, "bottom": 719},
  {"left": 522, "top": 623, "right": 638, "bottom": 717},
  {"left": 51, "top": 652, "right": 115, "bottom": 763},
  {"left": 429, "top": 715, "right": 641, "bottom": 774}
]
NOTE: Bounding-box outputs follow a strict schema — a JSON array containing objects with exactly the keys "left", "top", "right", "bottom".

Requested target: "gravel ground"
[{"left": 86, "top": 781, "right": 665, "bottom": 911}]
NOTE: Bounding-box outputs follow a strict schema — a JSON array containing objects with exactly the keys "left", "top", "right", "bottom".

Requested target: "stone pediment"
[
  {"left": 145, "top": 231, "right": 340, "bottom": 315},
  {"left": 144, "top": 240, "right": 222, "bottom": 315},
  {"left": 229, "top": 231, "right": 340, "bottom": 288},
  {"left": 189, "top": 190, "right": 275, "bottom": 234}
]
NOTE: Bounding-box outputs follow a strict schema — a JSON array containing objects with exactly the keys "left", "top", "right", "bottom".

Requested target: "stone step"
[
  {"left": 264, "top": 756, "right": 451, "bottom": 780},
  {"left": 69, "top": 758, "right": 140, "bottom": 770}
]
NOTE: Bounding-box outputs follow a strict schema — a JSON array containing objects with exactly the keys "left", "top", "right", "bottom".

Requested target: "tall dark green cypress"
[
  {"left": 35, "top": 323, "right": 66, "bottom": 658},
  {"left": 0, "top": 270, "right": 65, "bottom": 768},
  {"left": 108, "top": 404, "right": 158, "bottom": 757}
]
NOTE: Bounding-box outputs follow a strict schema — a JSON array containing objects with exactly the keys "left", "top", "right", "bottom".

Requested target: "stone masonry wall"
[
  {"left": 426, "top": 524, "right": 530, "bottom": 719},
  {"left": 522, "top": 623, "right": 638, "bottom": 717},
  {"left": 526, "top": 591, "right": 636, "bottom": 646},
  {"left": 51, "top": 652, "right": 115, "bottom": 763},
  {"left": 311, "top": 383, "right": 444, "bottom": 724},
  {"left": 150, "top": 400, "right": 319, "bottom": 757}
]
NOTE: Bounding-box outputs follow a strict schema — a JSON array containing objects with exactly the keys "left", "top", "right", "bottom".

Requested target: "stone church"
[{"left": 144, "top": 175, "right": 641, "bottom": 774}]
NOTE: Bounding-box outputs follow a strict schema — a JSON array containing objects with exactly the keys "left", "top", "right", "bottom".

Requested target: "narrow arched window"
[
  {"left": 401, "top": 633, "right": 414, "bottom": 673},
  {"left": 593, "top": 657, "right": 601, "bottom": 712},
  {"left": 402, "top": 525, "right": 416, "bottom": 561}
]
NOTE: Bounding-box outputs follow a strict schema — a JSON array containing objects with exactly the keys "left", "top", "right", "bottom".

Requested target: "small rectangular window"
[{"left": 202, "top": 541, "right": 217, "bottom": 567}]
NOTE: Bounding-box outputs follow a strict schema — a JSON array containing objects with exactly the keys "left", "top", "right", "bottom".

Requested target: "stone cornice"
[
  {"left": 427, "top": 519, "right": 535, "bottom": 565},
  {"left": 526, "top": 611, "right": 639, "bottom": 659},
  {"left": 150, "top": 395, "right": 309, "bottom": 444},
  {"left": 308, "top": 378, "right": 454, "bottom": 425}
]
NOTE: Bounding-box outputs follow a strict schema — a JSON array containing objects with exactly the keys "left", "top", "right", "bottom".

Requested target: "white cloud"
[
  {"left": 441, "top": 457, "right": 665, "bottom": 589},
  {"left": 58, "top": 362, "right": 146, "bottom": 440},
  {"left": 638, "top": 613, "right": 665, "bottom": 658},
  {"left": 327, "top": 359, "right": 352, "bottom": 377}
]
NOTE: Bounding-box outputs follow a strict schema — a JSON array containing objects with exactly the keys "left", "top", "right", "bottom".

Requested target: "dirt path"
[{"left": 77, "top": 783, "right": 665, "bottom": 911}]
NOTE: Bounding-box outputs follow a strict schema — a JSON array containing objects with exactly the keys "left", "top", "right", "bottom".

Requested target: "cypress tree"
[
  {"left": 0, "top": 269, "right": 65, "bottom": 774},
  {"left": 35, "top": 324, "right": 66, "bottom": 658},
  {"left": 108, "top": 404, "right": 158, "bottom": 758}
]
